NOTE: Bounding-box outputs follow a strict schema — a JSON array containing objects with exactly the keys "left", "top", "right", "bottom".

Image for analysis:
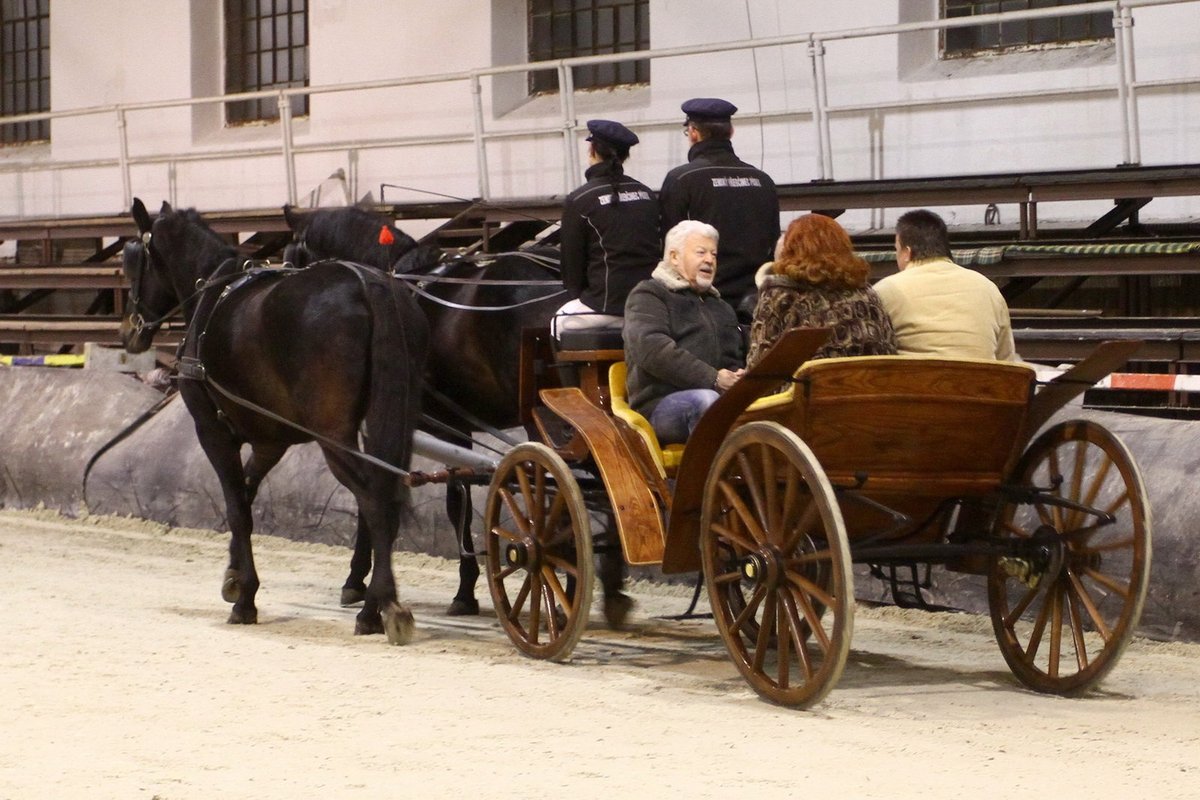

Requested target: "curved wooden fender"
[{"left": 662, "top": 327, "right": 830, "bottom": 575}]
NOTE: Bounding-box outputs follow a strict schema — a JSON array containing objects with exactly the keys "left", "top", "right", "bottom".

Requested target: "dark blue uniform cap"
[
  {"left": 586, "top": 119, "right": 639, "bottom": 149},
  {"left": 682, "top": 97, "right": 738, "bottom": 121}
]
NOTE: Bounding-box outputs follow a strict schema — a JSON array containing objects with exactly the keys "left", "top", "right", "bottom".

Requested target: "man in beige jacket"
[{"left": 873, "top": 209, "right": 1017, "bottom": 361}]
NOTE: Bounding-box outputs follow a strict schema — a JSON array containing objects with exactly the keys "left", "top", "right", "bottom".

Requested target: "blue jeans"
[{"left": 649, "top": 389, "right": 720, "bottom": 445}]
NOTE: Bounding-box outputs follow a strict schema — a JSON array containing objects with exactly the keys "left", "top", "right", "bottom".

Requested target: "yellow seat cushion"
[{"left": 608, "top": 362, "right": 684, "bottom": 478}]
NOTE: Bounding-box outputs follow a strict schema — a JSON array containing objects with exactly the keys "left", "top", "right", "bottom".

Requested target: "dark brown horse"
[
  {"left": 122, "top": 199, "right": 428, "bottom": 643},
  {"left": 282, "top": 207, "right": 636, "bottom": 628}
]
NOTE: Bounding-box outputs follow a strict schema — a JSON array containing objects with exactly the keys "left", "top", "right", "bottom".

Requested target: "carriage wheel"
[
  {"left": 700, "top": 422, "right": 853, "bottom": 708},
  {"left": 484, "top": 442, "right": 593, "bottom": 662},
  {"left": 989, "top": 420, "right": 1151, "bottom": 695}
]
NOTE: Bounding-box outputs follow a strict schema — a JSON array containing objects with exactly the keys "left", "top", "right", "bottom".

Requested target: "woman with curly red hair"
[{"left": 746, "top": 213, "right": 897, "bottom": 368}]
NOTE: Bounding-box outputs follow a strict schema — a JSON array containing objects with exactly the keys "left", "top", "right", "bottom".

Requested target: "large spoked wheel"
[
  {"left": 484, "top": 442, "right": 594, "bottom": 662},
  {"left": 989, "top": 420, "right": 1151, "bottom": 695},
  {"left": 700, "top": 422, "right": 853, "bottom": 708}
]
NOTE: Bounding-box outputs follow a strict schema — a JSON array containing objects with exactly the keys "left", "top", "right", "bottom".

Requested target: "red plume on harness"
[{"left": 378, "top": 225, "right": 395, "bottom": 246}]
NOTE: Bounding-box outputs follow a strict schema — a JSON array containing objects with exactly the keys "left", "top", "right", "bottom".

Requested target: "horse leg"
[
  {"left": 596, "top": 513, "right": 634, "bottom": 630},
  {"left": 340, "top": 513, "right": 370, "bottom": 607},
  {"left": 446, "top": 477, "right": 480, "bottom": 616},
  {"left": 323, "top": 451, "right": 412, "bottom": 643},
  {"left": 185, "top": 394, "right": 261, "bottom": 625}
]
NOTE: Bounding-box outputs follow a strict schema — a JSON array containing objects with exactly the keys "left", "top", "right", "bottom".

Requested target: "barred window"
[
  {"left": 942, "top": 0, "right": 1114, "bottom": 58},
  {"left": 0, "top": 0, "right": 49, "bottom": 145},
  {"left": 528, "top": 0, "right": 649, "bottom": 95},
  {"left": 224, "top": 0, "right": 308, "bottom": 124}
]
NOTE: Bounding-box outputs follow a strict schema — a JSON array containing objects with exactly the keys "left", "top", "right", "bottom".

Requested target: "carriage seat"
[
  {"left": 608, "top": 361, "right": 685, "bottom": 479},
  {"left": 556, "top": 328, "right": 625, "bottom": 352}
]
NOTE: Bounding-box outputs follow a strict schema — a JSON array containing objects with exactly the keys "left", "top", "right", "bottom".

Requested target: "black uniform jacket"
[
  {"left": 659, "top": 139, "right": 780, "bottom": 307},
  {"left": 560, "top": 162, "right": 661, "bottom": 315}
]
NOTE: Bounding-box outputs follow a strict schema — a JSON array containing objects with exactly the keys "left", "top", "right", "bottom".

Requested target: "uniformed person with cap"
[
  {"left": 553, "top": 118, "right": 661, "bottom": 340},
  {"left": 659, "top": 97, "right": 781, "bottom": 317}
]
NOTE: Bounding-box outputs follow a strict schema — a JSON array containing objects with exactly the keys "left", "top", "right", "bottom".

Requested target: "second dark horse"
[{"left": 123, "top": 199, "right": 428, "bottom": 643}]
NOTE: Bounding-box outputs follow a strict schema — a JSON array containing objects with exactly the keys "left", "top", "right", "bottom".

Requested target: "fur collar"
[{"left": 651, "top": 262, "right": 721, "bottom": 297}]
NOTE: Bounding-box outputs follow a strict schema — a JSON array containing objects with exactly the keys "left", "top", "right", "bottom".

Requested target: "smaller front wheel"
[
  {"left": 484, "top": 443, "right": 593, "bottom": 661},
  {"left": 700, "top": 422, "right": 853, "bottom": 708}
]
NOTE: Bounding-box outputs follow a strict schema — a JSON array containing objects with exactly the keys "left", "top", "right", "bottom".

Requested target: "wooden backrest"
[{"left": 739, "top": 356, "right": 1036, "bottom": 498}]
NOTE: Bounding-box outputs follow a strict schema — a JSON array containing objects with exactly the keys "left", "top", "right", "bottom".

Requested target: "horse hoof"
[
  {"left": 221, "top": 569, "right": 240, "bottom": 603},
  {"left": 354, "top": 612, "right": 384, "bottom": 636},
  {"left": 227, "top": 607, "right": 257, "bottom": 625},
  {"left": 384, "top": 608, "right": 415, "bottom": 646},
  {"left": 604, "top": 592, "right": 635, "bottom": 631},
  {"left": 340, "top": 586, "right": 366, "bottom": 607},
  {"left": 446, "top": 597, "right": 479, "bottom": 617}
]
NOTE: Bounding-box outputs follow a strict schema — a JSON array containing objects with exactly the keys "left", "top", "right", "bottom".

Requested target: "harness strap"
[
  {"left": 200, "top": 372, "right": 413, "bottom": 482},
  {"left": 404, "top": 281, "right": 565, "bottom": 312}
]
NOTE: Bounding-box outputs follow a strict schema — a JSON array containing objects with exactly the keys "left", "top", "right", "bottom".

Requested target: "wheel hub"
[
  {"left": 740, "top": 548, "right": 783, "bottom": 589},
  {"left": 505, "top": 538, "right": 541, "bottom": 570}
]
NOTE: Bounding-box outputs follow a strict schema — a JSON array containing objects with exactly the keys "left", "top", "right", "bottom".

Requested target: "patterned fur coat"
[{"left": 746, "top": 263, "right": 898, "bottom": 369}]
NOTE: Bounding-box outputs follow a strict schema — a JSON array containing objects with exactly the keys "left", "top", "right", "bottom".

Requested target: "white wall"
[{"left": 0, "top": 0, "right": 1196, "bottom": 228}]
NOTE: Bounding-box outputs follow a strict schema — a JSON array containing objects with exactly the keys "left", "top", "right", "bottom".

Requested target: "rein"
[{"left": 391, "top": 249, "right": 565, "bottom": 312}]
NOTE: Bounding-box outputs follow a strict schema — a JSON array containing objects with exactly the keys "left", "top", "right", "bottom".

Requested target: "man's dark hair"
[
  {"left": 896, "top": 209, "right": 952, "bottom": 262},
  {"left": 689, "top": 118, "right": 733, "bottom": 141}
]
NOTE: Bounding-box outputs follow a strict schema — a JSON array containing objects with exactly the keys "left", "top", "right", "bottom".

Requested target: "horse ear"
[
  {"left": 160, "top": 201, "right": 174, "bottom": 215},
  {"left": 283, "top": 204, "right": 306, "bottom": 231},
  {"left": 131, "top": 198, "right": 152, "bottom": 235}
]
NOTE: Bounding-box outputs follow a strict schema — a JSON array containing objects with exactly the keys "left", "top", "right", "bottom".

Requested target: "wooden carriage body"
[{"left": 483, "top": 328, "right": 1151, "bottom": 707}]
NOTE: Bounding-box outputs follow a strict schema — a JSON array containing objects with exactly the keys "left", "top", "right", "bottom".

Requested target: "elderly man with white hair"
[{"left": 622, "top": 219, "right": 746, "bottom": 445}]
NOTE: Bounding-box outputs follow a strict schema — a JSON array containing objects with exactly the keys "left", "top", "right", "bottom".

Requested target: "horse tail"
[{"left": 359, "top": 266, "right": 428, "bottom": 505}]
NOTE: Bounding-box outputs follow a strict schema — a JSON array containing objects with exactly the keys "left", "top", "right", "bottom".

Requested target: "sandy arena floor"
[{"left": 1, "top": 508, "right": 1197, "bottom": 799}]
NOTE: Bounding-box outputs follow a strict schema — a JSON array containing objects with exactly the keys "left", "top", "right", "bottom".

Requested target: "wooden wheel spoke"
[
  {"left": 1079, "top": 535, "right": 1136, "bottom": 553},
  {"left": 752, "top": 592, "right": 778, "bottom": 672},
  {"left": 737, "top": 449, "right": 769, "bottom": 532},
  {"left": 1003, "top": 581, "right": 1041, "bottom": 629},
  {"left": 781, "top": 590, "right": 816, "bottom": 680},
  {"left": 780, "top": 500, "right": 818, "bottom": 554},
  {"left": 540, "top": 576, "right": 560, "bottom": 639},
  {"left": 1079, "top": 452, "right": 1114, "bottom": 515},
  {"left": 1048, "top": 584, "right": 1064, "bottom": 678},
  {"left": 1081, "top": 565, "right": 1132, "bottom": 599},
  {"left": 1023, "top": 588, "right": 1053, "bottom": 661},
  {"left": 527, "top": 569, "right": 543, "bottom": 641},
  {"left": 543, "top": 553, "right": 580, "bottom": 582},
  {"left": 779, "top": 468, "right": 800, "bottom": 547},
  {"left": 776, "top": 602, "right": 791, "bottom": 688},
  {"left": 540, "top": 489, "right": 566, "bottom": 543},
  {"left": 1000, "top": 518, "right": 1034, "bottom": 538},
  {"left": 1064, "top": 440, "right": 1089, "bottom": 531},
  {"left": 490, "top": 523, "right": 523, "bottom": 545},
  {"left": 1064, "top": 577, "right": 1091, "bottom": 670},
  {"left": 1103, "top": 490, "right": 1131, "bottom": 519},
  {"left": 496, "top": 562, "right": 520, "bottom": 581},
  {"left": 786, "top": 571, "right": 836, "bottom": 614},
  {"left": 1067, "top": 567, "right": 1112, "bottom": 641},
  {"left": 498, "top": 487, "right": 532, "bottom": 536},
  {"left": 543, "top": 564, "right": 573, "bottom": 610},
  {"left": 760, "top": 447, "right": 781, "bottom": 537},
  {"left": 508, "top": 573, "right": 533, "bottom": 624},
  {"left": 531, "top": 467, "right": 547, "bottom": 536},
  {"left": 732, "top": 584, "right": 766, "bottom": 636},
  {"left": 715, "top": 479, "right": 763, "bottom": 546},
  {"left": 711, "top": 516, "right": 759, "bottom": 554}
]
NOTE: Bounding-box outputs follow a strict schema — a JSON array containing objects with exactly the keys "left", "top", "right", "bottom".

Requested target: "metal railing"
[{"left": 0, "top": 0, "right": 1195, "bottom": 217}]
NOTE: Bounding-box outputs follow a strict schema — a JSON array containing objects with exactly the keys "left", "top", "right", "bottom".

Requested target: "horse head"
[
  {"left": 281, "top": 204, "right": 418, "bottom": 270},
  {"left": 121, "top": 198, "right": 235, "bottom": 353}
]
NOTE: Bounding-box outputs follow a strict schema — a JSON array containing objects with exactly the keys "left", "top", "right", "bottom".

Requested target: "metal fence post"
[
  {"left": 558, "top": 63, "right": 579, "bottom": 194},
  {"left": 116, "top": 107, "right": 132, "bottom": 210},
  {"left": 470, "top": 73, "right": 491, "bottom": 201},
  {"left": 808, "top": 36, "right": 832, "bottom": 180},
  {"left": 1116, "top": 3, "right": 1142, "bottom": 165},
  {"left": 278, "top": 92, "right": 298, "bottom": 205}
]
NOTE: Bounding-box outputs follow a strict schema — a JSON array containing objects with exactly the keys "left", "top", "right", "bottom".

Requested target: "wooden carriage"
[{"left": 483, "top": 328, "right": 1152, "bottom": 708}]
